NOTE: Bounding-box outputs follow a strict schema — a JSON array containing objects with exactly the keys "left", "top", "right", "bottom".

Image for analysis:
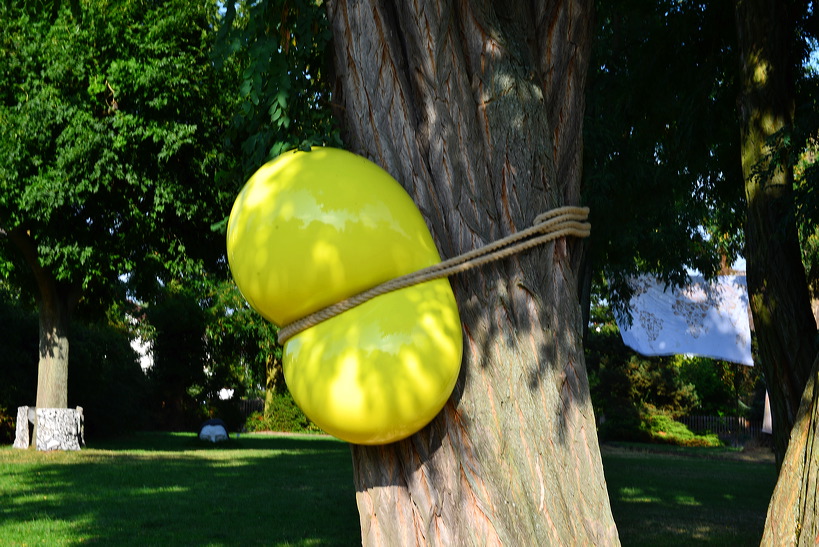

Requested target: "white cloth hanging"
[
  {"left": 614, "top": 274, "right": 753, "bottom": 366},
  {"left": 762, "top": 391, "right": 773, "bottom": 434}
]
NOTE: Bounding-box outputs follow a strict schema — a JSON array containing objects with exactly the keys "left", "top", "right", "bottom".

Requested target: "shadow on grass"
[
  {"left": 0, "top": 432, "right": 360, "bottom": 546},
  {"left": 94, "top": 431, "right": 338, "bottom": 452},
  {"left": 602, "top": 444, "right": 777, "bottom": 546}
]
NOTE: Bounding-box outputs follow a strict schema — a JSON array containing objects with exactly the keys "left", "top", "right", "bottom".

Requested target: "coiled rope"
[{"left": 277, "top": 205, "right": 590, "bottom": 344}]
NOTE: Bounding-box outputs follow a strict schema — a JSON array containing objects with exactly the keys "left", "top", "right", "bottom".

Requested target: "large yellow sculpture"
[{"left": 227, "top": 147, "right": 463, "bottom": 444}]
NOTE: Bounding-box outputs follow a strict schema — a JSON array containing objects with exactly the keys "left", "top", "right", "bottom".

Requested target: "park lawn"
[
  {"left": 602, "top": 443, "right": 778, "bottom": 546},
  {"left": 1, "top": 434, "right": 778, "bottom": 545},
  {"left": 0, "top": 432, "right": 361, "bottom": 546}
]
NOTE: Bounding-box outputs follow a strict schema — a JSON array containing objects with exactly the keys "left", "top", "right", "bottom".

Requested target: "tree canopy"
[
  {"left": 0, "top": 0, "right": 235, "bottom": 298},
  {"left": 583, "top": 0, "right": 746, "bottom": 313},
  {"left": 0, "top": 0, "right": 237, "bottom": 407},
  {"left": 213, "top": 0, "right": 340, "bottom": 182}
]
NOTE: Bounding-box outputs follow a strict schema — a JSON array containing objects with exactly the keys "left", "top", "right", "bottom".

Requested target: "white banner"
[{"left": 614, "top": 274, "right": 753, "bottom": 366}]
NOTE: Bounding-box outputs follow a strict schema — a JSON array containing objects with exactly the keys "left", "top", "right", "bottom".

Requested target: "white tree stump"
[
  {"left": 12, "top": 406, "right": 32, "bottom": 449},
  {"left": 13, "top": 406, "right": 85, "bottom": 450}
]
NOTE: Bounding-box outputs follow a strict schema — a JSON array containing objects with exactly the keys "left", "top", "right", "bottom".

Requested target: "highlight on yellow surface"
[
  {"left": 284, "top": 279, "right": 462, "bottom": 445},
  {"left": 226, "top": 146, "right": 442, "bottom": 326},
  {"left": 226, "top": 147, "right": 463, "bottom": 445}
]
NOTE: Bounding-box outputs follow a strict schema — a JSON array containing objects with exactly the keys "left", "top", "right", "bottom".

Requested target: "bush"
[
  {"left": 597, "top": 402, "right": 648, "bottom": 443},
  {"left": 244, "top": 392, "right": 322, "bottom": 434},
  {"left": 642, "top": 414, "right": 722, "bottom": 447},
  {"left": 0, "top": 292, "right": 38, "bottom": 420},
  {"left": 0, "top": 405, "right": 17, "bottom": 444},
  {"left": 69, "top": 321, "right": 151, "bottom": 439}
]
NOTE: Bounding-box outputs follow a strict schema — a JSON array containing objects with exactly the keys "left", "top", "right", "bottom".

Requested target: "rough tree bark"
[
  {"left": 8, "top": 228, "right": 76, "bottom": 409},
  {"left": 735, "top": 0, "right": 817, "bottom": 467},
  {"left": 327, "top": 1, "right": 618, "bottom": 544},
  {"left": 763, "top": 353, "right": 819, "bottom": 544}
]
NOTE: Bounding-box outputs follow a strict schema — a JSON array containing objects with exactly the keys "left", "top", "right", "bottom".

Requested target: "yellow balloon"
[
  {"left": 227, "top": 147, "right": 442, "bottom": 326},
  {"left": 226, "top": 147, "right": 463, "bottom": 444},
  {"left": 284, "top": 279, "right": 462, "bottom": 445}
]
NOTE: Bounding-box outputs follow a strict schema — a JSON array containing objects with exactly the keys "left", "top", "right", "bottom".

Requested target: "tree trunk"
[
  {"left": 735, "top": 0, "right": 817, "bottom": 467},
  {"left": 36, "top": 285, "right": 71, "bottom": 409},
  {"left": 327, "top": 1, "right": 618, "bottom": 544},
  {"left": 264, "top": 354, "right": 286, "bottom": 414},
  {"left": 8, "top": 228, "right": 74, "bottom": 409},
  {"left": 762, "top": 353, "right": 819, "bottom": 544}
]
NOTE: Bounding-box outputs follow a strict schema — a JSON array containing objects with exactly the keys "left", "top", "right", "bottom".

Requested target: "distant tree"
[
  {"left": 204, "top": 280, "right": 281, "bottom": 405},
  {"left": 0, "top": 0, "right": 235, "bottom": 409},
  {"left": 678, "top": 357, "right": 762, "bottom": 418},
  {"left": 212, "top": 0, "right": 340, "bottom": 415},
  {"left": 145, "top": 283, "right": 208, "bottom": 431},
  {"left": 583, "top": 0, "right": 745, "bottom": 322}
]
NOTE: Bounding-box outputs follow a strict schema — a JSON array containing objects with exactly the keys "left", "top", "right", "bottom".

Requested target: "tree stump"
[
  {"left": 12, "top": 406, "right": 33, "bottom": 449},
  {"left": 13, "top": 406, "right": 85, "bottom": 451}
]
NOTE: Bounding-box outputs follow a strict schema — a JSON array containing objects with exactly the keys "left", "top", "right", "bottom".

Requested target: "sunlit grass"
[
  {"left": 1, "top": 433, "right": 779, "bottom": 546},
  {"left": 0, "top": 432, "right": 360, "bottom": 546}
]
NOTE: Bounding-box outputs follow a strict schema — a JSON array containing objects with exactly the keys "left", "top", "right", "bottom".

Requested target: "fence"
[
  {"left": 678, "top": 415, "right": 764, "bottom": 440},
  {"left": 238, "top": 398, "right": 265, "bottom": 418}
]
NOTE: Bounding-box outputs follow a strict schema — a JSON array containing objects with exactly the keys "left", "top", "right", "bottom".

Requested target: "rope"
[{"left": 277, "top": 205, "right": 590, "bottom": 344}]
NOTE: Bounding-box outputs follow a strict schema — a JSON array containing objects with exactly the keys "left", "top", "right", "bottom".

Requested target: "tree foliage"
[
  {"left": 204, "top": 280, "right": 281, "bottom": 397},
  {"left": 0, "top": 0, "right": 234, "bottom": 298},
  {"left": 583, "top": 0, "right": 746, "bottom": 315},
  {"left": 584, "top": 0, "right": 819, "bottom": 478},
  {"left": 0, "top": 0, "right": 237, "bottom": 408},
  {"left": 213, "top": 0, "right": 340, "bottom": 182},
  {"left": 208, "top": 0, "right": 341, "bottom": 416}
]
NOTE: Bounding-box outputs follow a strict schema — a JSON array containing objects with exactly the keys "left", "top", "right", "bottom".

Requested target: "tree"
[
  {"left": 326, "top": 1, "right": 617, "bottom": 543},
  {"left": 584, "top": 0, "right": 819, "bottom": 469},
  {"left": 732, "top": 0, "right": 819, "bottom": 541},
  {"left": 146, "top": 283, "right": 209, "bottom": 431},
  {"left": 734, "top": 0, "right": 818, "bottom": 469},
  {"left": 582, "top": 0, "right": 746, "bottom": 323},
  {"left": 204, "top": 280, "right": 282, "bottom": 407},
  {"left": 212, "top": 0, "right": 340, "bottom": 416},
  {"left": 0, "top": 0, "right": 234, "bottom": 409}
]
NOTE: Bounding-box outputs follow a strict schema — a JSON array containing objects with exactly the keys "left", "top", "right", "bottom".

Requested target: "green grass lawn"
[
  {"left": 602, "top": 443, "right": 778, "bottom": 546},
  {"left": 0, "top": 432, "right": 360, "bottom": 546},
  {"left": 1, "top": 434, "right": 778, "bottom": 546}
]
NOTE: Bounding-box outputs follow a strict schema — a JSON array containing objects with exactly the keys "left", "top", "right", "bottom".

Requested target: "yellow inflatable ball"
[{"left": 226, "top": 147, "right": 463, "bottom": 445}]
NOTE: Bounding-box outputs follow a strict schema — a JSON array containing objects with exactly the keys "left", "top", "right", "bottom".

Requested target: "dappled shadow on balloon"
[{"left": 283, "top": 277, "right": 461, "bottom": 447}]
